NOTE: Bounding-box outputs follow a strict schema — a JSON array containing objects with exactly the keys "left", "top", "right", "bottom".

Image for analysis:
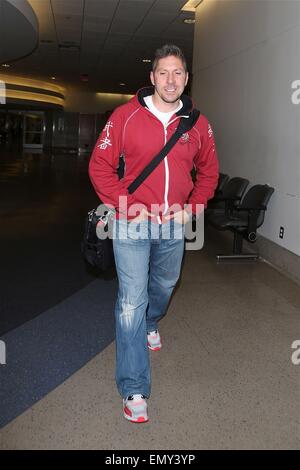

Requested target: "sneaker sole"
[
  {"left": 147, "top": 342, "right": 162, "bottom": 351},
  {"left": 123, "top": 412, "right": 149, "bottom": 423}
]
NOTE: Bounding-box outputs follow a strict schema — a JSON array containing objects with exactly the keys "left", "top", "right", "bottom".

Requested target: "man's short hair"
[{"left": 152, "top": 44, "right": 187, "bottom": 72}]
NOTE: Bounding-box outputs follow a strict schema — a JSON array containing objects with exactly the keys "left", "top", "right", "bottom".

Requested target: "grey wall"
[{"left": 192, "top": 0, "right": 300, "bottom": 256}]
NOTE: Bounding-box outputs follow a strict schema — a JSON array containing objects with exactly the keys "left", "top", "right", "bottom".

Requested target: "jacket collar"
[{"left": 136, "top": 86, "right": 193, "bottom": 117}]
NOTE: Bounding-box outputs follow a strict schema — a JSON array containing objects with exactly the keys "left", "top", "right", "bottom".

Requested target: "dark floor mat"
[{"left": 0, "top": 279, "right": 117, "bottom": 428}]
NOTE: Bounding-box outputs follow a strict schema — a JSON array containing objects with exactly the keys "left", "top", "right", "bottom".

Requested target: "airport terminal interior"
[{"left": 0, "top": 0, "right": 299, "bottom": 450}]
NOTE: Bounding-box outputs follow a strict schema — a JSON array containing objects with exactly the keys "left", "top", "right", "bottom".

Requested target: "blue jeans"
[{"left": 113, "top": 219, "right": 185, "bottom": 399}]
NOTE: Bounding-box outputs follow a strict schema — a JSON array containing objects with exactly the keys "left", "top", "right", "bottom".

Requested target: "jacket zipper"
[{"left": 162, "top": 115, "right": 189, "bottom": 216}]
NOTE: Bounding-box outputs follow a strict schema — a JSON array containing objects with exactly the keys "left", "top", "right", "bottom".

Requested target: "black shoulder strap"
[{"left": 127, "top": 109, "right": 200, "bottom": 195}]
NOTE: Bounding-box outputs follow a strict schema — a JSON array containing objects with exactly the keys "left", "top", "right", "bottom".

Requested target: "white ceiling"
[{"left": 4, "top": 0, "right": 195, "bottom": 93}]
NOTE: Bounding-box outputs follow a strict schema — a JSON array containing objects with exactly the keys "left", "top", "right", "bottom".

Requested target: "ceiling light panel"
[{"left": 181, "top": 0, "right": 203, "bottom": 12}]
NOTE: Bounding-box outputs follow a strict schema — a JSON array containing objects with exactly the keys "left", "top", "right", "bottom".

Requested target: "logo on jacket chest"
[{"left": 180, "top": 132, "right": 190, "bottom": 144}]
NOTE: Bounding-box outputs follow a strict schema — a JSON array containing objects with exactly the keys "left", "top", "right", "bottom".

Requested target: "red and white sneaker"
[
  {"left": 123, "top": 394, "right": 149, "bottom": 423},
  {"left": 147, "top": 330, "right": 162, "bottom": 351}
]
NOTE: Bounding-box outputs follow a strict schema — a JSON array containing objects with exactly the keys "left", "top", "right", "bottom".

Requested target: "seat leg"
[
  {"left": 216, "top": 231, "right": 259, "bottom": 261},
  {"left": 233, "top": 232, "right": 243, "bottom": 254},
  {"left": 216, "top": 253, "right": 260, "bottom": 260}
]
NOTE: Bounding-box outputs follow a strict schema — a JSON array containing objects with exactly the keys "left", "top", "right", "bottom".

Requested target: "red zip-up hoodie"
[{"left": 89, "top": 87, "right": 219, "bottom": 220}]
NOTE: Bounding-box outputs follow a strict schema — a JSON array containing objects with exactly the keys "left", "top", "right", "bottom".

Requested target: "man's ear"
[
  {"left": 185, "top": 72, "right": 189, "bottom": 87},
  {"left": 150, "top": 71, "right": 154, "bottom": 86}
]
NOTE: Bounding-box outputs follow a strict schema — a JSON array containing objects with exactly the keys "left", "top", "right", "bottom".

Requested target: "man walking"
[{"left": 89, "top": 44, "right": 219, "bottom": 423}]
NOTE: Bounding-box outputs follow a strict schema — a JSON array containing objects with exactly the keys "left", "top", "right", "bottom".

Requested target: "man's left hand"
[{"left": 164, "top": 210, "right": 191, "bottom": 225}]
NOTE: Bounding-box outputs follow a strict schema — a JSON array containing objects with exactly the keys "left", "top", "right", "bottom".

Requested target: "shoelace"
[
  {"left": 147, "top": 330, "right": 158, "bottom": 336},
  {"left": 127, "top": 394, "right": 146, "bottom": 401}
]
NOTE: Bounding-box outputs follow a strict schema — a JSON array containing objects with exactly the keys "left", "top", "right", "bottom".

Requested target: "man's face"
[{"left": 150, "top": 55, "right": 188, "bottom": 106}]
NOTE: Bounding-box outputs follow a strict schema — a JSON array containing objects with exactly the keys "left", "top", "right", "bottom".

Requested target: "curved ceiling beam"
[{"left": 0, "top": 0, "right": 38, "bottom": 63}]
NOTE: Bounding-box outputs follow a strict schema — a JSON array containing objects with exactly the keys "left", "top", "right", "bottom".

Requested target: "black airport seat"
[
  {"left": 208, "top": 184, "right": 275, "bottom": 260},
  {"left": 215, "top": 172, "right": 230, "bottom": 196},
  {"left": 206, "top": 176, "right": 249, "bottom": 217}
]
